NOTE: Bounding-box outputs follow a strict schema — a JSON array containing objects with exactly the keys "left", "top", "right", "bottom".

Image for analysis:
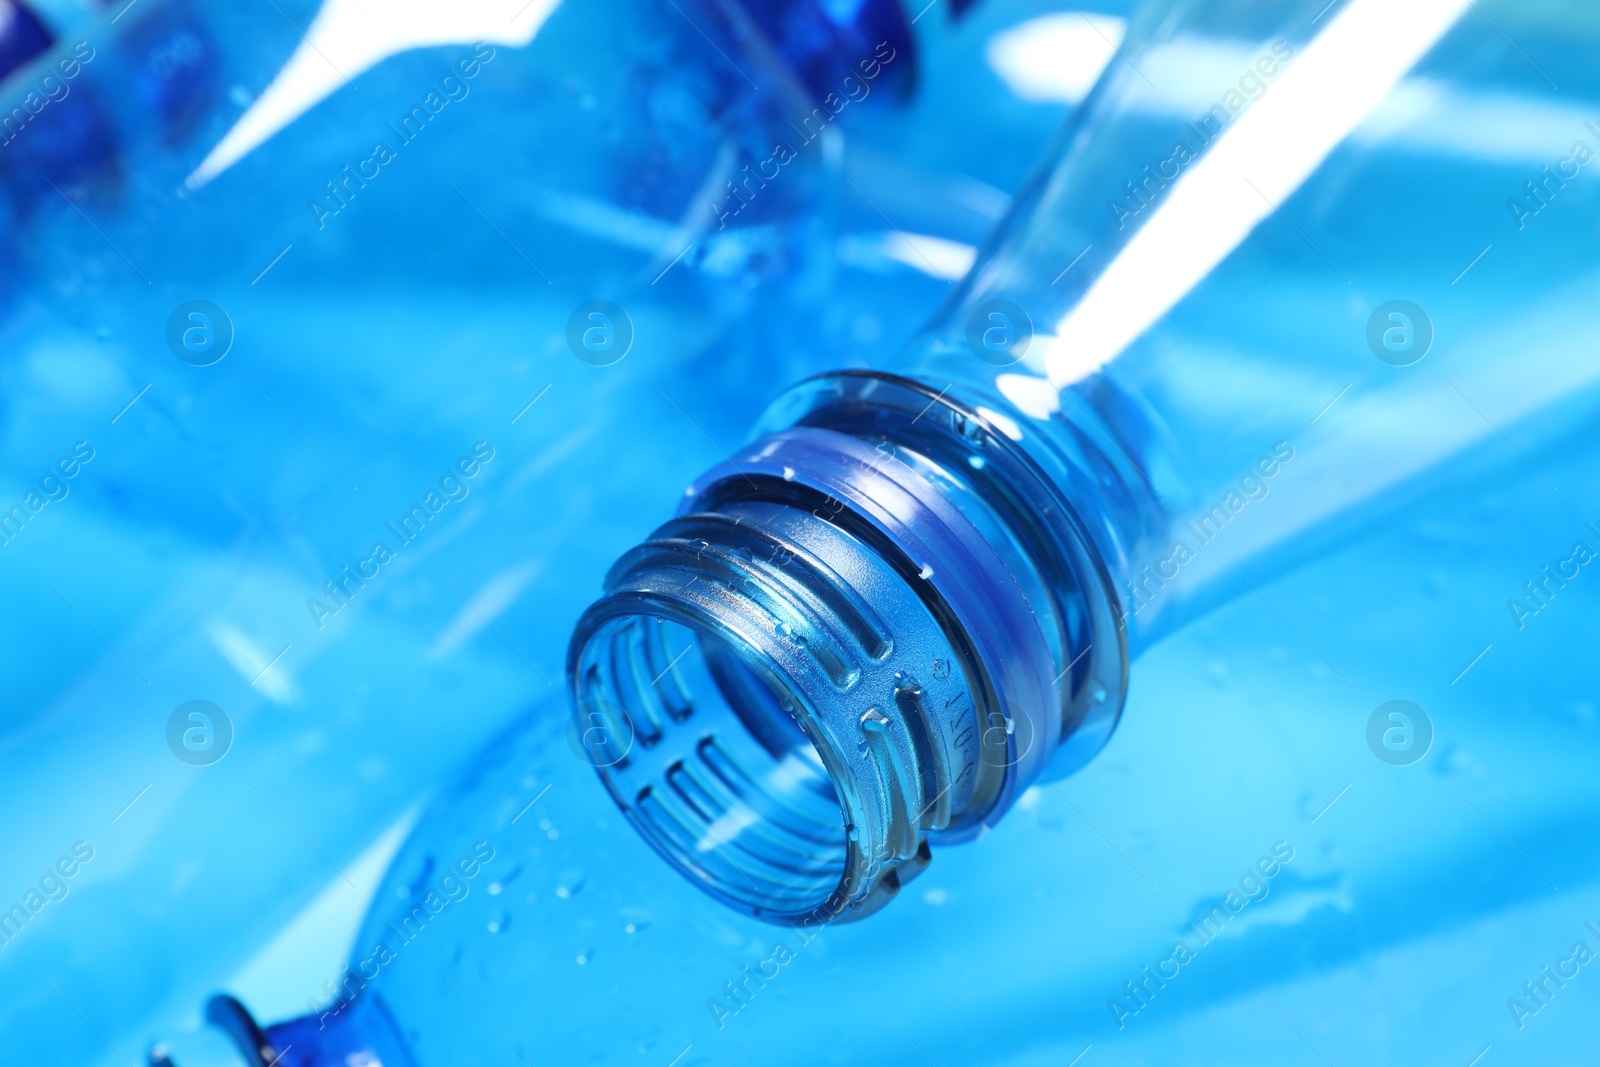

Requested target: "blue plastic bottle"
[
  {"left": 567, "top": 0, "right": 1600, "bottom": 920},
  {"left": 148, "top": 1, "right": 1600, "bottom": 1063},
  {"left": 0, "top": 0, "right": 910, "bottom": 311},
  {"left": 0, "top": 0, "right": 917, "bottom": 1058}
]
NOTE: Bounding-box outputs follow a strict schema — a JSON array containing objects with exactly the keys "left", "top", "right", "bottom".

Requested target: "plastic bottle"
[
  {"left": 0, "top": 0, "right": 911, "bottom": 318},
  {"left": 565, "top": 0, "right": 1600, "bottom": 922},
  {"left": 0, "top": 0, "right": 915, "bottom": 1058},
  {"left": 146, "top": 2, "right": 1600, "bottom": 1064}
]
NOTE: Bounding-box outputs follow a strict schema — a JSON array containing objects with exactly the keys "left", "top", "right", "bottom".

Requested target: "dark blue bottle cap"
[
  {"left": 0, "top": 0, "right": 51, "bottom": 81},
  {"left": 730, "top": 0, "right": 917, "bottom": 105}
]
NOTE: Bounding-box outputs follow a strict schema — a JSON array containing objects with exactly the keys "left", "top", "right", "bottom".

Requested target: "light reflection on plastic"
[
  {"left": 1034, "top": 0, "right": 1472, "bottom": 391},
  {"left": 187, "top": 0, "right": 559, "bottom": 189}
]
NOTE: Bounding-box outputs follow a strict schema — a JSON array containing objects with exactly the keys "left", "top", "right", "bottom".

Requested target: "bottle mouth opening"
[
  {"left": 571, "top": 603, "right": 855, "bottom": 920},
  {"left": 568, "top": 480, "right": 987, "bottom": 923}
]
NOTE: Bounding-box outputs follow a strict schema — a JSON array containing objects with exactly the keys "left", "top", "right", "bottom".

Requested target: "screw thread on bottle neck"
[{"left": 569, "top": 372, "right": 1127, "bottom": 922}]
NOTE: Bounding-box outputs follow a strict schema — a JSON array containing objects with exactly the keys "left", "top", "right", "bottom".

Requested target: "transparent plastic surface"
[
  {"left": 0, "top": 0, "right": 929, "bottom": 1057},
  {"left": 134, "top": 2, "right": 1600, "bottom": 1064},
  {"left": 569, "top": 0, "right": 1600, "bottom": 922},
  {"left": 904, "top": 0, "right": 1600, "bottom": 650}
]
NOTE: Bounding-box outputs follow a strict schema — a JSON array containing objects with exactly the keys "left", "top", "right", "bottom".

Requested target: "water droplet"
[
  {"left": 775, "top": 622, "right": 793, "bottom": 638},
  {"left": 624, "top": 923, "right": 637, "bottom": 934},
  {"left": 782, "top": 466, "right": 796, "bottom": 481},
  {"left": 860, "top": 708, "right": 889, "bottom": 734},
  {"left": 487, "top": 909, "right": 509, "bottom": 934},
  {"left": 1091, "top": 684, "right": 1107, "bottom": 704},
  {"left": 488, "top": 882, "right": 503, "bottom": 896},
  {"left": 576, "top": 950, "right": 591, "bottom": 965},
  {"left": 395, "top": 885, "right": 410, "bottom": 899},
  {"left": 918, "top": 564, "right": 935, "bottom": 580},
  {"left": 846, "top": 824, "right": 860, "bottom": 842}
]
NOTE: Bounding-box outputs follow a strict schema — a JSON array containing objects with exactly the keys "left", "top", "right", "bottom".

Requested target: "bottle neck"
[
  {"left": 567, "top": 371, "right": 1125, "bottom": 923},
  {"left": 150, "top": 994, "right": 413, "bottom": 1067},
  {"left": 890, "top": 0, "right": 1491, "bottom": 649}
]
